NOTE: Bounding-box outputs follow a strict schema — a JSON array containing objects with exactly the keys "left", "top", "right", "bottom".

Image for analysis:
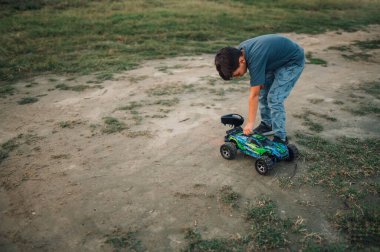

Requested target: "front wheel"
[
  {"left": 255, "top": 156, "right": 274, "bottom": 175},
  {"left": 286, "top": 144, "right": 299, "bottom": 162},
  {"left": 220, "top": 142, "right": 237, "bottom": 160}
]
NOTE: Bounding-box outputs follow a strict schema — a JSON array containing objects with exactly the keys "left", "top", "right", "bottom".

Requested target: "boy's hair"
[{"left": 215, "top": 47, "right": 242, "bottom": 80}]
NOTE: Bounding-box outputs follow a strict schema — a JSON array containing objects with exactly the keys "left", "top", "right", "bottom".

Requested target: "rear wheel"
[
  {"left": 286, "top": 144, "right": 299, "bottom": 161},
  {"left": 255, "top": 156, "right": 274, "bottom": 175},
  {"left": 220, "top": 142, "right": 237, "bottom": 160}
]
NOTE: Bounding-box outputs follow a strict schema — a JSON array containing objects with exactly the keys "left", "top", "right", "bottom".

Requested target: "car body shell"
[{"left": 225, "top": 128, "right": 289, "bottom": 161}]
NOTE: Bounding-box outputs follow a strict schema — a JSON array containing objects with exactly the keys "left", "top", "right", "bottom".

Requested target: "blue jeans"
[{"left": 259, "top": 58, "right": 305, "bottom": 140}]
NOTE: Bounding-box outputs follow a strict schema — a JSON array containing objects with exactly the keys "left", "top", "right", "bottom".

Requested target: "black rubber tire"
[
  {"left": 255, "top": 156, "right": 274, "bottom": 175},
  {"left": 286, "top": 144, "right": 299, "bottom": 162},
  {"left": 220, "top": 142, "right": 237, "bottom": 160}
]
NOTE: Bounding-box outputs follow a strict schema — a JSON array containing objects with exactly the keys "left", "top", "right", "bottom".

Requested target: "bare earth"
[{"left": 1, "top": 26, "right": 379, "bottom": 251}]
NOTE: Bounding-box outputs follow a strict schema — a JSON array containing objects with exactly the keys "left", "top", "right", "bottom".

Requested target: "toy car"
[{"left": 220, "top": 114, "right": 299, "bottom": 175}]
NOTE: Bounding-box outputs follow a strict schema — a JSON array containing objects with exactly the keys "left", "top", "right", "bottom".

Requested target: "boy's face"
[{"left": 232, "top": 55, "right": 247, "bottom": 78}]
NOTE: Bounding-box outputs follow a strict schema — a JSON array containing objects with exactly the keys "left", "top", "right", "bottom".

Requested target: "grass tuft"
[
  {"left": 102, "top": 117, "right": 128, "bottom": 134},
  {"left": 219, "top": 185, "right": 241, "bottom": 208},
  {"left": 306, "top": 52, "right": 328, "bottom": 67}
]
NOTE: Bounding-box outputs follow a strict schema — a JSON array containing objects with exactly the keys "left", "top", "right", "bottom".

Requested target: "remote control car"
[{"left": 220, "top": 114, "right": 298, "bottom": 175}]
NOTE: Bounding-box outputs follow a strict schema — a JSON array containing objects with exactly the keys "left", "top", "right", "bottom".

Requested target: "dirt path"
[{"left": 0, "top": 26, "right": 379, "bottom": 251}]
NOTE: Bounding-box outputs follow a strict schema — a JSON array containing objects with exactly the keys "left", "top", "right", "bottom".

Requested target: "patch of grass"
[
  {"left": 2, "top": 0, "right": 380, "bottom": 82},
  {"left": 306, "top": 52, "right": 328, "bottom": 67},
  {"left": 146, "top": 83, "right": 191, "bottom": 96},
  {"left": 184, "top": 195, "right": 345, "bottom": 251},
  {"left": 361, "top": 80, "right": 380, "bottom": 99},
  {"left": 334, "top": 205, "right": 380, "bottom": 247},
  {"left": 0, "top": 85, "right": 16, "bottom": 97},
  {"left": 219, "top": 185, "right": 241, "bottom": 208},
  {"left": 293, "top": 112, "right": 324, "bottom": 132},
  {"left": 102, "top": 117, "right": 128, "bottom": 134},
  {"left": 152, "top": 98, "right": 179, "bottom": 107},
  {"left": 342, "top": 52, "right": 371, "bottom": 62},
  {"left": 353, "top": 39, "right": 380, "bottom": 50},
  {"left": 295, "top": 133, "right": 379, "bottom": 202},
  {"left": 328, "top": 45, "right": 352, "bottom": 52},
  {"left": 25, "top": 82, "right": 38, "bottom": 88},
  {"left": 17, "top": 96, "right": 38, "bottom": 104},
  {"left": 55, "top": 83, "right": 103, "bottom": 91},
  {"left": 334, "top": 100, "right": 344, "bottom": 105},
  {"left": 308, "top": 98, "right": 324, "bottom": 104},
  {"left": 125, "top": 131, "right": 152, "bottom": 138},
  {"left": 96, "top": 72, "right": 113, "bottom": 81},
  {"left": 105, "top": 229, "right": 144, "bottom": 252},
  {"left": 118, "top": 101, "right": 144, "bottom": 111},
  {"left": 344, "top": 102, "right": 380, "bottom": 116},
  {"left": 59, "top": 120, "right": 81, "bottom": 129},
  {"left": 0, "top": 137, "right": 19, "bottom": 164}
]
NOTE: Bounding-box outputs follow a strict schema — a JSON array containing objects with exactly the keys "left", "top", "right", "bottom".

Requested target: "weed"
[
  {"left": 48, "top": 78, "right": 58, "bottom": 82},
  {"left": 17, "top": 96, "right": 38, "bottom": 105},
  {"left": 0, "top": 137, "right": 18, "bottom": 164},
  {"left": 147, "top": 84, "right": 185, "bottom": 96},
  {"left": 102, "top": 117, "right": 128, "bottom": 134},
  {"left": 219, "top": 185, "right": 241, "bottom": 208},
  {"left": 306, "top": 52, "right": 328, "bottom": 67},
  {"left": 334, "top": 100, "right": 344, "bottom": 105}
]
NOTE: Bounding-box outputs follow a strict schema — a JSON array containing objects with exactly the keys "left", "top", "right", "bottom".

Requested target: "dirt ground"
[{"left": 0, "top": 26, "right": 379, "bottom": 251}]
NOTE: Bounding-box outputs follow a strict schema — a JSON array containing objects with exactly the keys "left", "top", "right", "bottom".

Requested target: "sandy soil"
[{"left": 0, "top": 25, "right": 379, "bottom": 251}]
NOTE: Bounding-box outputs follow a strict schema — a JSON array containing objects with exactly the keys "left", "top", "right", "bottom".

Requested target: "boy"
[{"left": 215, "top": 34, "right": 305, "bottom": 145}]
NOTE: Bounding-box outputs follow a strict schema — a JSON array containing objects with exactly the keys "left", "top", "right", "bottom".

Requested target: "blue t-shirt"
[{"left": 239, "top": 34, "right": 304, "bottom": 86}]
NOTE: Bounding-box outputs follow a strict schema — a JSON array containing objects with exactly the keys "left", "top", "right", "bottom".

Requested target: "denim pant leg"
[
  {"left": 259, "top": 72, "right": 275, "bottom": 127},
  {"left": 267, "top": 61, "right": 305, "bottom": 140}
]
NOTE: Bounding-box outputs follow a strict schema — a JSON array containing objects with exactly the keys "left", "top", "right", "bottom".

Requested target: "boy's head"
[{"left": 215, "top": 47, "right": 247, "bottom": 80}]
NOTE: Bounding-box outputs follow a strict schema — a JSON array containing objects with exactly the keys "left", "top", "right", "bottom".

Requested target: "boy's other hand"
[{"left": 243, "top": 122, "right": 254, "bottom": 135}]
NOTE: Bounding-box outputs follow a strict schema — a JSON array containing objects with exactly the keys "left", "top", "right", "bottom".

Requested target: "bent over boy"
[{"left": 215, "top": 34, "right": 305, "bottom": 145}]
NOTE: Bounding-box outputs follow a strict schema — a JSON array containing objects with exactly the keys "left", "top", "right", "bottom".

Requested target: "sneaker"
[
  {"left": 253, "top": 121, "right": 274, "bottom": 135},
  {"left": 273, "top": 136, "right": 289, "bottom": 145}
]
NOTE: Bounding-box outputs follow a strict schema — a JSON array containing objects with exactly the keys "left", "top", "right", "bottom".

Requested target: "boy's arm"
[{"left": 243, "top": 85, "right": 261, "bottom": 135}]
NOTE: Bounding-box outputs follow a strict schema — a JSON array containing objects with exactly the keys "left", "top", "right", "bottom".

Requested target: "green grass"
[
  {"left": 105, "top": 230, "right": 144, "bottom": 252},
  {"left": 1, "top": 0, "right": 380, "bottom": 82},
  {"left": 329, "top": 39, "right": 380, "bottom": 62},
  {"left": 294, "top": 133, "right": 380, "bottom": 248},
  {"left": 306, "top": 52, "right": 328, "bottom": 67},
  {"left": 184, "top": 195, "right": 342, "bottom": 251},
  {"left": 219, "top": 185, "right": 241, "bottom": 208},
  {"left": 0, "top": 137, "right": 19, "bottom": 164},
  {"left": 102, "top": 117, "right": 128, "bottom": 134}
]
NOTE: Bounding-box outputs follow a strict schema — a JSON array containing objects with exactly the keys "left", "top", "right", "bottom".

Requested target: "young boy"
[{"left": 215, "top": 34, "right": 305, "bottom": 145}]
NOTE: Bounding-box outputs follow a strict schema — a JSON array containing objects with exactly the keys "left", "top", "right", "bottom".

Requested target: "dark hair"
[{"left": 215, "top": 47, "right": 242, "bottom": 80}]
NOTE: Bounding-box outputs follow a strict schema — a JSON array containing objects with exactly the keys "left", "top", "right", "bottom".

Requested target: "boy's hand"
[{"left": 243, "top": 122, "right": 254, "bottom": 135}]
